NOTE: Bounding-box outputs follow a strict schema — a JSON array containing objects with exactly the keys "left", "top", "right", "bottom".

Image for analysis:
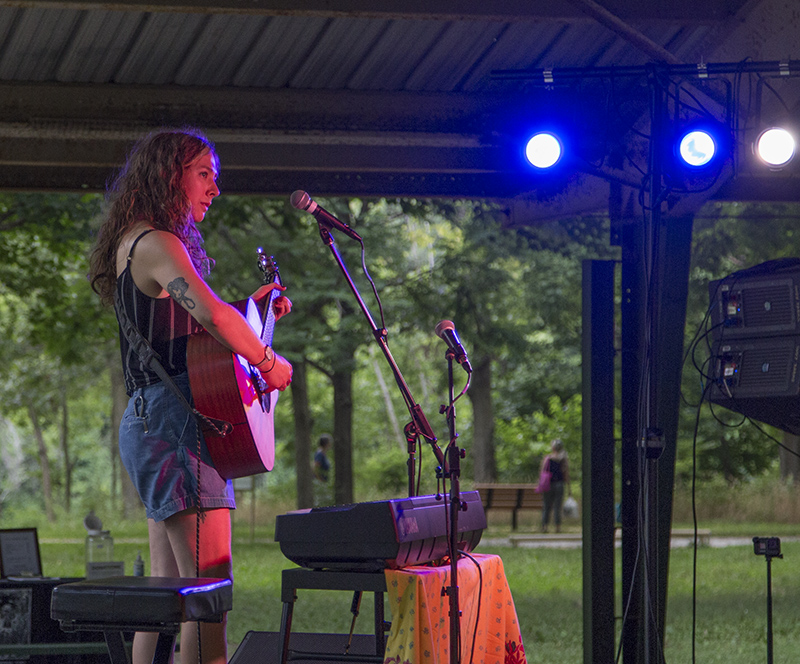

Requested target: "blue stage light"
[
  {"left": 524, "top": 132, "right": 563, "bottom": 169},
  {"left": 755, "top": 127, "right": 795, "bottom": 167},
  {"left": 677, "top": 129, "right": 717, "bottom": 168}
]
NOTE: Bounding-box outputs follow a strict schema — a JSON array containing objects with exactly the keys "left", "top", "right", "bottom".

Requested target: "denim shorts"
[{"left": 119, "top": 372, "right": 235, "bottom": 522}]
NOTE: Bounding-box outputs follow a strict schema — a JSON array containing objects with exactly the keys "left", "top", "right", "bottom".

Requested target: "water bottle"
[
  {"left": 85, "top": 529, "right": 114, "bottom": 564},
  {"left": 133, "top": 551, "right": 145, "bottom": 577}
]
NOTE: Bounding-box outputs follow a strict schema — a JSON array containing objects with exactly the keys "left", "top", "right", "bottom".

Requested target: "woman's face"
[{"left": 182, "top": 149, "right": 220, "bottom": 223}]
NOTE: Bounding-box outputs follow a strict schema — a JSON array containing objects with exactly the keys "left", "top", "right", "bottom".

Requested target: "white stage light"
[
  {"left": 524, "top": 132, "right": 563, "bottom": 169},
  {"left": 755, "top": 128, "right": 795, "bottom": 167}
]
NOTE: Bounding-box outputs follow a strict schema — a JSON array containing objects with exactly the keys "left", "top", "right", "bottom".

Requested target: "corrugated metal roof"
[
  {"left": 0, "top": 0, "right": 796, "bottom": 204},
  {"left": 0, "top": 6, "right": 721, "bottom": 91}
]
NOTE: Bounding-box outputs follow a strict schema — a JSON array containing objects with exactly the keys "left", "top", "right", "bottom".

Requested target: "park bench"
[{"left": 475, "top": 483, "right": 543, "bottom": 530}]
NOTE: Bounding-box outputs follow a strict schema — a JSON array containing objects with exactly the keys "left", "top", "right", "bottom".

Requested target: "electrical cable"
[
  {"left": 688, "top": 380, "right": 711, "bottom": 664},
  {"left": 459, "top": 551, "right": 485, "bottom": 664},
  {"left": 616, "top": 165, "right": 664, "bottom": 662}
]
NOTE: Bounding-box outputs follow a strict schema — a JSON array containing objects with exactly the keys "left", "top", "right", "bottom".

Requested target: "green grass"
[{"left": 32, "top": 520, "right": 800, "bottom": 664}]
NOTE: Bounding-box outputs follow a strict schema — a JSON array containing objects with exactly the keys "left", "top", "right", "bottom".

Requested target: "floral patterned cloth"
[{"left": 383, "top": 553, "right": 526, "bottom": 664}]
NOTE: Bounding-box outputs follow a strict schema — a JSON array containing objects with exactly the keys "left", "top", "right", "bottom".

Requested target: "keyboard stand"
[{"left": 279, "top": 568, "right": 388, "bottom": 664}]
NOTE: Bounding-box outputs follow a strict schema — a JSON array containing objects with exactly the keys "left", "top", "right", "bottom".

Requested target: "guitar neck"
[
  {"left": 256, "top": 251, "right": 282, "bottom": 349},
  {"left": 261, "top": 290, "right": 279, "bottom": 346}
]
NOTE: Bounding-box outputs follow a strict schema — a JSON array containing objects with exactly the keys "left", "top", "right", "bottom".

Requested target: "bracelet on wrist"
[
  {"left": 254, "top": 346, "right": 273, "bottom": 367},
  {"left": 261, "top": 354, "right": 277, "bottom": 373}
]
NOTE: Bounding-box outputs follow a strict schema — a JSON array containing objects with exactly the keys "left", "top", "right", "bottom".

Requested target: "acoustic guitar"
[{"left": 187, "top": 250, "right": 282, "bottom": 479}]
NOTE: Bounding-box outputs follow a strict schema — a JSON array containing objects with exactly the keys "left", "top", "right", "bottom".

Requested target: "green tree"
[
  {"left": 0, "top": 192, "right": 110, "bottom": 518},
  {"left": 398, "top": 203, "right": 616, "bottom": 483}
]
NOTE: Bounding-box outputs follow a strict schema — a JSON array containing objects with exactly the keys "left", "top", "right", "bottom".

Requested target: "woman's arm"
[{"left": 131, "top": 230, "right": 292, "bottom": 390}]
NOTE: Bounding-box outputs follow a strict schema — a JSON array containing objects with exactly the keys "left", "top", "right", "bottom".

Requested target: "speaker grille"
[
  {"left": 710, "top": 268, "right": 800, "bottom": 340},
  {"left": 709, "top": 337, "right": 800, "bottom": 434},
  {"left": 738, "top": 344, "right": 793, "bottom": 393},
  {"left": 742, "top": 285, "right": 794, "bottom": 329}
]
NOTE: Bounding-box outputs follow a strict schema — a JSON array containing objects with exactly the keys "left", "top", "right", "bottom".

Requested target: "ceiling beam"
[
  {"left": 0, "top": 82, "right": 510, "bottom": 134},
  {"left": 0, "top": 164, "right": 547, "bottom": 199},
  {"left": 0, "top": 0, "right": 749, "bottom": 22},
  {"left": 0, "top": 82, "right": 524, "bottom": 196},
  {"left": 0, "top": 134, "right": 508, "bottom": 173}
]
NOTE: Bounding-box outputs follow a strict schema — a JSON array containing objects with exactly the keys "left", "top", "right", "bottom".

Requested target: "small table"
[
  {"left": 384, "top": 554, "right": 526, "bottom": 664},
  {"left": 277, "top": 554, "right": 525, "bottom": 664}
]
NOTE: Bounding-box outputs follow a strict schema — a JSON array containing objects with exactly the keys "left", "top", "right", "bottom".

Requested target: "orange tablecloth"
[{"left": 383, "top": 553, "right": 526, "bottom": 664}]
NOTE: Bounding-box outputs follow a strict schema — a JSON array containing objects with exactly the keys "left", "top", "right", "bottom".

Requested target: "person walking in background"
[
  {"left": 313, "top": 434, "right": 333, "bottom": 505},
  {"left": 541, "top": 438, "right": 571, "bottom": 533}
]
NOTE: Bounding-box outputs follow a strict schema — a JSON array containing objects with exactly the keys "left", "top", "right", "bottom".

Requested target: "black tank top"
[
  {"left": 115, "top": 230, "right": 203, "bottom": 396},
  {"left": 548, "top": 457, "right": 565, "bottom": 482}
]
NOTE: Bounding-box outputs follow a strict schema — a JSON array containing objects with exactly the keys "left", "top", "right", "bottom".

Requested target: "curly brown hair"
[{"left": 88, "top": 128, "right": 218, "bottom": 306}]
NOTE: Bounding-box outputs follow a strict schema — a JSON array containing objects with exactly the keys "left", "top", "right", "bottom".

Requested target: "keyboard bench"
[{"left": 50, "top": 576, "right": 232, "bottom": 664}]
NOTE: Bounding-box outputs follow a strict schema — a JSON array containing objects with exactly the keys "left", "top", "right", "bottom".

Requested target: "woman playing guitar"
[{"left": 88, "top": 128, "right": 292, "bottom": 664}]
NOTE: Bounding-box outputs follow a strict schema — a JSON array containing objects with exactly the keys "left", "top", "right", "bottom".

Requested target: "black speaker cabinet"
[
  {"left": 709, "top": 259, "right": 800, "bottom": 340},
  {"left": 708, "top": 336, "right": 800, "bottom": 434},
  {"left": 0, "top": 578, "right": 109, "bottom": 663},
  {"left": 230, "top": 631, "right": 377, "bottom": 664}
]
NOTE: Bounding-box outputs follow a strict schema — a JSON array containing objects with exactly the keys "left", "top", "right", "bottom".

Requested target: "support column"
[{"left": 582, "top": 259, "right": 616, "bottom": 664}]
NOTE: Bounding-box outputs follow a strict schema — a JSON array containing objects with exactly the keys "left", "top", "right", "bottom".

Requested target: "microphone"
[
  {"left": 434, "top": 320, "right": 472, "bottom": 373},
  {"left": 290, "top": 190, "right": 362, "bottom": 242}
]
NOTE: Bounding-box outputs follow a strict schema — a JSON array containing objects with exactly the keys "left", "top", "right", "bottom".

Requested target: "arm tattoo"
[{"left": 167, "top": 277, "right": 196, "bottom": 309}]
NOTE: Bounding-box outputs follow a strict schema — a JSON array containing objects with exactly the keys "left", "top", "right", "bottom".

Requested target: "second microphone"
[{"left": 434, "top": 320, "right": 472, "bottom": 373}]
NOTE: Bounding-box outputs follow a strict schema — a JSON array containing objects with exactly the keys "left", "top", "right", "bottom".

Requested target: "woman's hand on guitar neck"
[
  {"left": 251, "top": 283, "right": 292, "bottom": 320},
  {"left": 260, "top": 352, "right": 293, "bottom": 392},
  {"left": 250, "top": 282, "right": 292, "bottom": 390}
]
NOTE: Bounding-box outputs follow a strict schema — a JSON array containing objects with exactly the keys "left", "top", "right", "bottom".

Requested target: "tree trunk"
[
  {"left": 780, "top": 432, "right": 800, "bottom": 483},
  {"left": 27, "top": 400, "right": 55, "bottom": 522},
  {"left": 368, "top": 345, "right": 404, "bottom": 449},
  {"left": 332, "top": 369, "right": 354, "bottom": 505},
  {"left": 718, "top": 436, "right": 736, "bottom": 483},
  {"left": 467, "top": 354, "right": 496, "bottom": 483},
  {"left": 291, "top": 361, "right": 314, "bottom": 509},
  {"left": 59, "top": 389, "right": 72, "bottom": 512}
]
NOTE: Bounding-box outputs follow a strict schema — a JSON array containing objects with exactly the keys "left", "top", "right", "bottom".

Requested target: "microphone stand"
[
  {"left": 441, "top": 349, "right": 465, "bottom": 664},
  {"left": 314, "top": 224, "right": 443, "bottom": 494},
  {"left": 316, "top": 222, "right": 465, "bottom": 664}
]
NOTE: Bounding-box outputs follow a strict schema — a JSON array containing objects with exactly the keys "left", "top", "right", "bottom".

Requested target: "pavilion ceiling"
[{"left": 1, "top": 0, "right": 799, "bottom": 222}]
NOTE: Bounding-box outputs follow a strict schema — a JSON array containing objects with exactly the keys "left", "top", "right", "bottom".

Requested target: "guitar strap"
[{"left": 114, "top": 289, "right": 233, "bottom": 438}]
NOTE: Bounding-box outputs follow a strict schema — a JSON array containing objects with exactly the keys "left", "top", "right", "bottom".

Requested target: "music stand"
[{"left": 0, "top": 528, "right": 42, "bottom": 578}]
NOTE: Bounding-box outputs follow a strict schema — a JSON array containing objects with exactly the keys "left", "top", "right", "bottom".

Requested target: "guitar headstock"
[{"left": 256, "top": 247, "right": 282, "bottom": 286}]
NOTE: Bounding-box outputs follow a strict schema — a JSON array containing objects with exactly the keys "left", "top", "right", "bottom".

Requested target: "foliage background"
[{"left": 2, "top": 195, "right": 799, "bottom": 515}]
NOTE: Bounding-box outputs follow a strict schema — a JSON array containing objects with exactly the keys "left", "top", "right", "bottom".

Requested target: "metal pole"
[{"left": 767, "top": 555, "right": 774, "bottom": 664}]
